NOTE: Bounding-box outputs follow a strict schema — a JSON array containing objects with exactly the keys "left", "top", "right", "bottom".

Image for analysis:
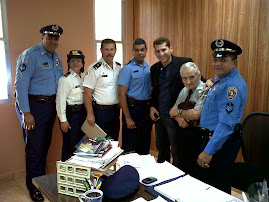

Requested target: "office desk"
[{"left": 33, "top": 173, "right": 156, "bottom": 202}]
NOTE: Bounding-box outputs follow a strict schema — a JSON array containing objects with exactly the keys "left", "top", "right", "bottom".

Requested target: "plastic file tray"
[
  {"left": 57, "top": 161, "right": 91, "bottom": 197},
  {"left": 57, "top": 173, "right": 89, "bottom": 189},
  {"left": 57, "top": 182, "right": 86, "bottom": 197},
  {"left": 57, "top": 161, "right": 91, "bottom": 178}
]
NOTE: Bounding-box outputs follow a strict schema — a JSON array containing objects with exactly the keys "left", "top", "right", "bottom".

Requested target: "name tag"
[
  {"left": 133, "top": 70, "right": 139, "bottom": 73},
  {"left": 43, "top": 62, "right": 50, "bottom": 67},
  {"left": 102, "top": 75, "right": 108, "bottom": 77}
]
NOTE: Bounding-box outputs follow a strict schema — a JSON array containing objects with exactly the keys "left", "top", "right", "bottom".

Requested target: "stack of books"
[{"left": 67, "top": 136, "right": 123, "bottom": 172}]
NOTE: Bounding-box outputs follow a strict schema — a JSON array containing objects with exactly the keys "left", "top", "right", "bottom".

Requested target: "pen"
[
  {"left": 82, "top": 181, "right": 89, "bottom": 190},
  {"left": 96, "top": 182, "right": 102, "bottom": 190},
  {"left": 85, "top": 178, "right": 91, "bottom": 190}
]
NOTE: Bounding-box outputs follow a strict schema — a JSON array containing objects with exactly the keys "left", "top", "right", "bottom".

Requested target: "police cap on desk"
[
  {"left": 211, "top": 39, "right": 242, "bottom": 58},
  {"left": 67, "top": 50, "right": 85, "bottom": 60},
  {"left": 101, "top": 165, "right": 139, "bottom": 200},
  {"left": 40, "top": 25, "right": 63, "bottom": 36}
]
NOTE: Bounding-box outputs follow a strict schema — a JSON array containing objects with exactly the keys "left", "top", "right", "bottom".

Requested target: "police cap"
[
  {"left": 67, "top": 50, "right": 85, "bottom": 60},
  {"left": 40, "top": 25, "right": 63, "bottom": 36},
  {"left": 211, "top": 39, "right": 242, "bottom": 58},
  {"left": 101, "top": 165, "right": 139, "bottom": 200}
]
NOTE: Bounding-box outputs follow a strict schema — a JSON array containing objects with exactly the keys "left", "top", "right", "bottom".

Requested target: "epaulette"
[
  {"left": 116, "top": 61, "right": 121, "bottom": 66},
  {"left": 64, "top": 71, "right": 71, "bottom": 77},
  {"left": 93, "top": 62, "right": 102, "bottom": 70},
  {"left": 125, "top": 60, "right": 132, "bottom": 65}
]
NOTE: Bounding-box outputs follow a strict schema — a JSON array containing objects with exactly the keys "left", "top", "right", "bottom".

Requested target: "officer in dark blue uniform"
[
  {"left": 119, "top": 38, "right": 152, "bottom": 154},
  {"left": 14, "top": 25, "right": 63, "bottom": 201},
  {"left": 197, "top": 39, "right": 247, "bottom": 194}
]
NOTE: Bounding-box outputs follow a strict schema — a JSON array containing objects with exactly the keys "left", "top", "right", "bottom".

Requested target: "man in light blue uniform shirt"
[
  {"left": 119, "top": 38, "right": 152, "bottom": 154},
  {"left": 14, "top": 25, "right": 63, "bottom": 202},
  {"left": 198, "top": 39, "right": 247, "bottom": 194}
]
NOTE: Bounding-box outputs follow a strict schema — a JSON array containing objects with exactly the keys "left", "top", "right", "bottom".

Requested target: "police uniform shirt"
[
  {"left": 200, "top": 68, "right": 247, "bottom": 155},
  {"left": 173, "top": 80, "right": 209, "bottom": 111},
  {"left": 14, "top": 42, "right": 63, "bottom": 113},
  {"left": 83, "top": 57, "right": 121, "bottom": 105},
  {"left": 118, "top": 57, "right": 151, "bottom": 100},
  {"left": 56, "top": 69, "right": 85, "bottom": 122}
]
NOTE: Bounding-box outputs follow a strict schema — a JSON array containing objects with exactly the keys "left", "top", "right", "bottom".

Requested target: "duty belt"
[
  {"left": 93, "top": 102, "right": 119, "bottom": 110},
  {"left": 199, "top": 123, "right": 241, "bottom": 143},
  {"left": 66, "top": 104, "right": 85, "bottom": 113},
  {"left": 127, "top": 97, "right": 150, "bottom": 107},
  {"left": 28, "top": 94, "right": 56, "bottom": 102}
]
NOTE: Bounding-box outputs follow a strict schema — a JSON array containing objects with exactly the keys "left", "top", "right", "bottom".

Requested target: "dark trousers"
[
  {"left": 61, "top": 107, "right": 86, "bottom": 161},
  {"left": 155, "top": 115, "right": 181, "bottom": 168},
  {"left": 15, "top": 98, "right": 56, "bottom": 191},
  {"left": 122, "top": 105, "right": 153, "bottom": 155},
  {"left": 93, "top": 107, "right": 120, "bottom": 141},
  {"left": 200, "top": 138, "right": 240, "bottom": 194},
  {"left": 178, "top": 127, "right": 202, "bottom": 179}
]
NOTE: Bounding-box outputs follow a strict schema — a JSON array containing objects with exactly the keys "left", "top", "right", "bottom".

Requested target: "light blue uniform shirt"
[
  {"left": 118, "top": 57, "right": 151, "bottom": 100},
  {"left": 15, "top": 42, "right": 63, "bottom": 113},
  {"left": 200, "top": 68, "right": 247, "bottom": 155}
]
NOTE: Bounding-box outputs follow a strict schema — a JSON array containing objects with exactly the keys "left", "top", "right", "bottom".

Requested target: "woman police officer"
[{"left": 56, "top": 50, "right": 86, "bottom": 161}]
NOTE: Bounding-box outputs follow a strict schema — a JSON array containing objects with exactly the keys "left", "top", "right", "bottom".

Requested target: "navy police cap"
[
  {"left": 101, "top": 165, "right": 139, "bottom": 200},
  {"left": 211, "top": 39, "right": 242, "bottom": 58},
  {"left": 67, "top": 50, "right": 85, "bottom": 60},
  {"left": 40, "top": 25, "right": 63, "bottom": 36}
]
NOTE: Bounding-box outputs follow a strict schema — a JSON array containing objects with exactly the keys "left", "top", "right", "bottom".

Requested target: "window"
[
  {"left": 94, "top": 0, "right": 124, "bottom": 65},
  {"left": 0, "top": 0, "right": 11, "bottom": 104}
]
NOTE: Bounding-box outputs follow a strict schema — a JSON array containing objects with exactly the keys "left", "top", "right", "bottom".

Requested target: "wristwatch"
[{"left": 178, "top": 109, "right": 183, "bottom": 116}]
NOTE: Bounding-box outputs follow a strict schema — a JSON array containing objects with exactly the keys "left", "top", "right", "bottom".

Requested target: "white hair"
[{"left": 180, "top": 62, "right": 200, "bottom": 77}]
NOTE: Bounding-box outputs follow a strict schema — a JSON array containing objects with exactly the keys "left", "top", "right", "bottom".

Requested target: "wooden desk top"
[{"left": 33, "top": 173, "right": 156, "bottom": 202}]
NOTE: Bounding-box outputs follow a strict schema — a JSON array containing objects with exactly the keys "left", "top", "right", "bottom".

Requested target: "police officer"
[
  {"left": 14, "top": 25, "right": 63, "bottom": 201},
  {"left": 119, "top": 38, "right": 152, "bottom": 154},
  {"left": 83, "top": 39, "right": 121, "bottom": 140},
  {"left": 56, "top": 50, "right": 86, "bottom": 161},
  {"left": 197, "top": 39, "right": 247, "bottom": 193}
]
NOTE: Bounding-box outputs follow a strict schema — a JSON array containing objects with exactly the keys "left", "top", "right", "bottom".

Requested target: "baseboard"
[{"left": 0, "top": 169, "right": 26, "bottom": 182}]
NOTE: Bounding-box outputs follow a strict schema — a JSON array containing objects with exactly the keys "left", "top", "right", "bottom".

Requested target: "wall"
[
  {"left": 0, "top": 0, "right": 95, "bottom": 176},
  {"left": 0, "top": 0, "right": 134, "bottom": 178},
  {"left": 134, "top": 0, "right": 269, "bottom": 116}
]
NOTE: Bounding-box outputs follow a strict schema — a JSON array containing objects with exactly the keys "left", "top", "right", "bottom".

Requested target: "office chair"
[{"left": 231, "top": 111, "right": 269, "bottom": 191}]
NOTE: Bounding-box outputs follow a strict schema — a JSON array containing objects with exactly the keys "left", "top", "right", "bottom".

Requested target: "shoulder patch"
[
  {"left": 64, "top": 71, "right": 71, "bottom": 77},
  {"left": 227, "top": 87, "right": 238, "bottom": 100},
  {"left": 226, "top": 102, "right": 234, "bottom": 114},
  {"left": 116, "top": 61, "right": 121, "bottom": 66},
  {"left": 19, "top": 64, "right": 26, "bottom": 72},
  {"left": 125, "top": 60, "right": 131, "bottom": 65},
  {"left": 93, "top": 62, "right": 102, "bottom": 70}
]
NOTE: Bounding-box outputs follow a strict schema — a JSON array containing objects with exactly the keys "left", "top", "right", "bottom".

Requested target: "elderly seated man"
[{"left": 169, "top": 62, "right": 209, "bottom": 179}]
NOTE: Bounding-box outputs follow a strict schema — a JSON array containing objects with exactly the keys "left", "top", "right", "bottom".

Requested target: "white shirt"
[
  {"left": 173, "top": 80, "right": 209, "bottom": 111},
  {"left": 56, "top": 69, "right": 85, "bottom": 122},
  {"left": 83, "top": 57, "right": 121, "bottom": 105}
]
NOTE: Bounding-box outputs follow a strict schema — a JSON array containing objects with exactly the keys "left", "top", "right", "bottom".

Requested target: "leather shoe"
[{"left": 29, "top": 189, "right": 44, "bottom": 202}]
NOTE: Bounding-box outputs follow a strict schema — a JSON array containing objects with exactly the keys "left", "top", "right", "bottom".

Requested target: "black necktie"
[{"left": 185, "top": 90, "right": 193, "bottom": 101}]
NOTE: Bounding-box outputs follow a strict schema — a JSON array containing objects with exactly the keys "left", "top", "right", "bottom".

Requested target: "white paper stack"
[{"left": 154, "top": 175, "right": 242, "bottom": 202}]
